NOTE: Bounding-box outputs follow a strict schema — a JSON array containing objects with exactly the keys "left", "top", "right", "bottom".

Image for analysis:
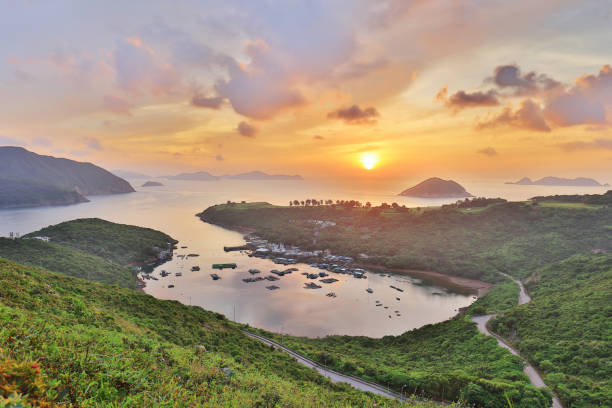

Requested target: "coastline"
[
  {"left": 357, "top": 264, "right": 492, "bottom": 297},
  {"left": 199, "top": 215, "right": 492, "bottom": 297}
]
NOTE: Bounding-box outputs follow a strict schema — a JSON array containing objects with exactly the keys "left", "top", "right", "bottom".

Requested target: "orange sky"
[{"left": 0, "top": 1, "right": 611, "bottom": 182}]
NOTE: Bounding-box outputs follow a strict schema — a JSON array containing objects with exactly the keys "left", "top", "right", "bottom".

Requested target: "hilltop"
[
  {"left": 399, "top": 178, "right": 473, "bottom": 198},
  {"left": 0, "top": 218, "right": 176, "bottom": 289},
  {"left": 0, "top": 147, "right": 134, "bottom": 208}
]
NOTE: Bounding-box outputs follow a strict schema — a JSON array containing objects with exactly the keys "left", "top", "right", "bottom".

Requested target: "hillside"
[
  {"left": 0, "top": 146, "right": 134, "bottom": 208},
  {"left": 0, "top": 178, "right": 89, "bottom": 208},
  {"left": 199, "top": 196, "right": 612, "bottom": 281},
  {"left": 0, "top": 258, "right": 426, "bottom": 407},
  {"left": 167, "top": 171, "right": 219, "bottom": 181},
  {"left": 0, "top": 237, "right": 138, "bottom": 289},
  {"left": 24, "top": 218, "right": 177, "bottom": 266},
  {"left": 491, "top": 254, "right": 612, "bottom": 407},
  {"left": 399, "top": 178, "right": 473, "bottom": 198}
]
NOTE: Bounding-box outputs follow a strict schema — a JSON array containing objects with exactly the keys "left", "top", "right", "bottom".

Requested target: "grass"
[
  {"left": 491, "top": 254, "right": 612, "bottom": 407},
  {"left": 535, "top": 202, "right": 604, "bottom": 210},
  {"left": 1, "top": 257, "right": 437, "bottom": 407}
]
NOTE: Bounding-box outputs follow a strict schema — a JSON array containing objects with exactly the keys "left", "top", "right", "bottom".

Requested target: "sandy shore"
[{"left": 357, "top": 264, "right": 492, "bottom": 296}]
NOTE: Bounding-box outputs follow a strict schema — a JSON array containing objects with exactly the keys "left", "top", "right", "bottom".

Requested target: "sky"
[{"left": 1, "top": 0, "right": 611, "bottom": 182}]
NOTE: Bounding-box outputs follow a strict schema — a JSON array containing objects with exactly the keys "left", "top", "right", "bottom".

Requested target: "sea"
[{"left": 0, "top": 178, "right": 608, "bottom": 337}]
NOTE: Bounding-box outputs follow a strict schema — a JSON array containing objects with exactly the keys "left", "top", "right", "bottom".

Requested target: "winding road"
[
  {"left": 470, "top": 273, "right": 563, "bottom": 408},
  {"left": 243, "top": 330, "right": 411, "bottom": 402}
]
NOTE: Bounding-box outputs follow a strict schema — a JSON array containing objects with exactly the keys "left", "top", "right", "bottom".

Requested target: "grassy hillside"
[
  {"left": 0, "top": 258, "right": 437, "bottom": 407},
  {"left": 200, "top": 197, "right": 612, "bottom": 281},
  {"left": 25, "top": 218, "right": 176, "bottom": 266},
  {"left": 252, "top": 307, "right": 551, "bottom": 408},
  {"left": 0, "top": 238, "right": 138, "bottom": 289},
  {"left": 491, "top": 254, "right": 612, "bottom": 407}
]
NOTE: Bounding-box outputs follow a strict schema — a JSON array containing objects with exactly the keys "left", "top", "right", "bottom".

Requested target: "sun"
[{"left": 360, "top": 152, "right": 379, "bottom": 170}]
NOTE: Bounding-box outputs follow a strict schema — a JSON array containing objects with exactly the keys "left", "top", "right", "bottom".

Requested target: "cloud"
[
  {"left": 477, "top": 147, "right": 498, "bottom": 156},
  {"left": 313, "top": 135, "right": 324, "bottom": 140},
  {"left": 84, "top": 137, "right": 104, "bottom": 151},
  {"left": 478, "top": 99, "right": 550, "bottom": 132},
  {"left": 436, "top": 86, "right": 499, "bottom": 110},
  {"left": 236, "top": 121, "right": 257, "bottom": 137},
  {"left": 103, "top": 94, "right": 132, "bottom": 115},
  {"left": 113, "top": 37, "right": 181, "bottom": 96},
  {"left": 191, "top": 94, "right": 225, "bottom": 109},
  {"left": 327, "top": 104, "right": 379, "bottom": 125},
  {"left": 557, "top": 138, "right": 612, "bottom": 152},
  {"left": 544, "top": 64, "right": 612, "bottom": 127},
  {"left": 215, "top": 154, "right": 224, "bottom": 161},
  {"left": 490, "top": 64, "right": 561, "bottom": 96}
]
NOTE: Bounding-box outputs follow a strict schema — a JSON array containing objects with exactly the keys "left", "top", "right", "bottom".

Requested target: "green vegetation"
[
  {"left": 531, "top": 190, "right": 612, "bottom": 206},
  {"left": 0, "top": 218, "right": 177, "bottom": 289},
  {"left": 25, "top": 218, "right": 176, "bottom": 266},
  {"left": 200, "top": 196, "right": 612, "bottom": 281},
  {"left": 0, "top": 258, "right": 434, "bottom": 407},
  {"left": 491, "top": 254, "right": 612, "bottom": 407},
  {"left": 468, "top": 279, "right": 519, "bottom": 315},
  {"left": 253, "top": 315, "right": 550, "bottom": 408},
  {"left": 0, "top": 238, "right": 138, "bottom": 289},
  {"left": 0, "top": 178, "right": 88, "bottom": 209}
]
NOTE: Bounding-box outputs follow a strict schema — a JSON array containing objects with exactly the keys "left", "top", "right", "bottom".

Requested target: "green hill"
[
  {"left": 24, "top": 218, "right": 177, "bottom": 266},
  {"left": 0, "top": 146, "right": 134, "bottom": 209},
  {"left": 0, "top": 218, "right": 177, "bottom": 289},
  {"left": 0, "top": 257, "right": 432, "bottom": 407},
  {"left": 491, "top": 254, "right": 612, "bottom": 407}
]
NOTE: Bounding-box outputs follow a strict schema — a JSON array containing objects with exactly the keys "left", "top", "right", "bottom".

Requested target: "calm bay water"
[{"left": 1, "top": 179, "right": 608, "bottom": 337}]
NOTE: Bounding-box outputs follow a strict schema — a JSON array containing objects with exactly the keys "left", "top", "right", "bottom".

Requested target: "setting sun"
[{"left": 360, "top": 152, "right": 379, "bottom": 170}]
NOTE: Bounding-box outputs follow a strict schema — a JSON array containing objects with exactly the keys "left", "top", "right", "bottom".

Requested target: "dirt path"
[{"left": 470, "top": 273, "right": 563, "bottom": 408}]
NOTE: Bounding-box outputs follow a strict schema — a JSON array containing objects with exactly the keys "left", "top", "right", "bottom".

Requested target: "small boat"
[
  {"left": 326, "top": 292, "right": 337, "bottom": 298},
  {"left": 375, "top": 304, "right": 382, "bottom": 307},
  {"left": 176, "top": 272, "right": 182, "bottom": 277},
  {"left": 320, "top": 278, "right": 339, "bottom": 284},
  {"left": 210, "top": 274, "right": 220, "bottom": 280},
  {"left": 366, "top": 288, "right": 373, "bottom": 294},
  {"left": 181, "top": 246, "right": 187, "bottom": 249},
  {"left": 390, "top": 285, "right": 404, "bottom": 292},
  {"left": 265, "top": 285, "right": 280, "bottom": 290},
  {"left": 191, "top": 266, "right": 200, "bottom": 271},
  {"left": 318, "top": 271, "right": 329, "bottom": 277},
  {"left": 265, "top": 275, "right": 280, "bottom": 281},
  {"left": 304, "top": 282, "right": 322, "bottom": 289},
  {"left": 396, "top": 297, "right": 401, "bottom": 301},
  {"left": 168, "top": 284, "right": 175, "bottom": 288},
  {"left": 187, "top": 254, "right": 200, "bottom": 257},
  {"left": 248, "top": 269, "right": 261, "bottom": 274},
  {"left": 307, "top": 273, "right": 318, "bottom": 279},
  {"left": 384, "top": 306, "right": 389, "bottom": 309}
]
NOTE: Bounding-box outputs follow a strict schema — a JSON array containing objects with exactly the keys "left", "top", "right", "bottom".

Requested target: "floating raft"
[{"left": 212, "top": 263, "right": 237, "bottom": 270}]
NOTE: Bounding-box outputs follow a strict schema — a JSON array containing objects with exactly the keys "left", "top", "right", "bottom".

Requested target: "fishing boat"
[
  {"left": 210, "top": 274, "right": 220, "bottom": 280},
  {"left": 191, "top": 266, "right": 200, "bottom": 271},
  {"left": 366, "top": 288, "right": 373, "bottom": 294},
  {"left": 248, "top": 269, "right": 261, "bottom": 274}
]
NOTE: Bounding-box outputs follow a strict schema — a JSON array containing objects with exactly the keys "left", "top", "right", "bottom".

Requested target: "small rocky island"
[
  {"left": 399, "top": 177, "right": 473, "bottom": 198},
  {"left": 142, "top": 181, "right": 164, "bottom": 187}
]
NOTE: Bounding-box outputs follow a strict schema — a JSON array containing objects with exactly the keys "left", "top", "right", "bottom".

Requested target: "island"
[
  {"left": 506, "top": 176, "right": 609, "bottom": 187},
  {"left": 112, "top": 170, "right": 152, "bottom": 179},
  {"left": 166, "top": 171, "right": 219, "bottom": 181},
  {"left": 165, "top": 170, "right": 303, "bottom": 181},
  {"left": 399, "top": 177, "right": 473, "bottom": 198},
  {"left": 141, "top": 181, "right": 164, "bottom": 187},
  {"left": 221, "top": 171, "right": 303, "bottom": 180},
  {"left": 0, "top": 146, "right": 134, "bottom": 208}
]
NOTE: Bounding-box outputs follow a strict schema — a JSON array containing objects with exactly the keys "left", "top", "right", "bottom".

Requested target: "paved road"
[
  {"left": 243, "top": 330, "right": 406, "bottom": 402},
  {"left": 470, "top": 274, "right": 563, "bottom": 408}
]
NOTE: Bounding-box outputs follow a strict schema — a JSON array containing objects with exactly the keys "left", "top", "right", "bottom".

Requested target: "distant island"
[
  {"left": 167, "top": 171, "right": 219, "bottom": 181},
  {"left": 142, "top": 181, "right": 164, "bottom": 187},
  {"left": 221, "top": 171, "right": 303, "bottom": 180},
  {"left": 506, "top": 176, "right": 609, "bottom": 187},
  {"left": 113, "top": 170, "right": 152, "bottom": 179},
  {"left": 0, "top": 146, "right": 134, "bottom": 209},
  {"left": 166, "top": 170, "right": 303, "bottom": 181},
  {"left": 399, "top": 177, "right": 474, "bottom": 198}
]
